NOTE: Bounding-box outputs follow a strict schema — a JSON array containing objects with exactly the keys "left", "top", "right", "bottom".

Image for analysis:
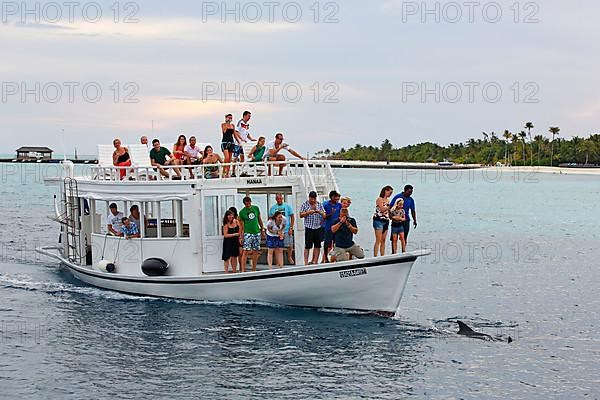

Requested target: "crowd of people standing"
[{"left": 218, "top": 185, "right": 417, "bottom": 274}]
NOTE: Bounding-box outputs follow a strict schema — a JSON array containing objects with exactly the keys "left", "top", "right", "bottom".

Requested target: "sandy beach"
[{"left": 326, "top": 160, "right": 600, "bottom": 176}]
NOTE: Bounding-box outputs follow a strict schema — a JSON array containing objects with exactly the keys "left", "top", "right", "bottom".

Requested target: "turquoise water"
[{"left": 1, "top": 164, "right": 599, "bottom": 398}]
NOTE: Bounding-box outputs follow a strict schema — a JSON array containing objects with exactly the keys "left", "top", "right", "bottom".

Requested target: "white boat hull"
[{"left": 43, "top": 249, "right": 428, "bottom": 314}]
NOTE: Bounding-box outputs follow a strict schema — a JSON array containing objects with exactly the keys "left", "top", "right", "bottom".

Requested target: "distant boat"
[{"left": 438, "top": 159, "right": 454, "bottom": 167}]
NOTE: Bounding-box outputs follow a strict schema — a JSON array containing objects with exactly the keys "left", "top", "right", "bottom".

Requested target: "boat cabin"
[{"left": 50, "top": 160, "right": 339, "bottom": 277}]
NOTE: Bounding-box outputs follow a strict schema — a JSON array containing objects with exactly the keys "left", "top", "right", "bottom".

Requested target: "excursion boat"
[{"left": 37, "top": 149, "right": 430, "bottom": 316}]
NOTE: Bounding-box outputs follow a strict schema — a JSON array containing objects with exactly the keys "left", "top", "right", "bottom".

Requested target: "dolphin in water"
[{"left": 456, "top": 321, "right": 513, "bottom": 343}]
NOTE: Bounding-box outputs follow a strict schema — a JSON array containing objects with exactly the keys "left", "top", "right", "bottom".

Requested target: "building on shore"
[{"left": 16, "top": 146, "right": 53, "bottom": 161}]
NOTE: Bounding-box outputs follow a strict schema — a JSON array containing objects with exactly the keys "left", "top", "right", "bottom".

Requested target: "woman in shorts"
[
  {"left": 266, "top": 211, "right": 287, "bottom": 269},
  {"left": 373, "top": 185, "right": 393, "bottom": 257}
]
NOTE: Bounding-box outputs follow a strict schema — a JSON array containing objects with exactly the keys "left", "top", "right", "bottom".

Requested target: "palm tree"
[
  {"left": 519, "top": 131, "right": 527, "bottom": 165},
  {"left": 511, "top": 133, "right": 519, "bottom": 164},
  {"left": 533, "top": 135, "right": 546, "bottom": 166},
  {"left": 525, "top": 122, "right": 534, "bottom": 165},
  {"left": 549, "top": 127, "right": 560, "bottom": 167},
  {"left": 503, "top": 130, "right": 512, "bottom": 165}
]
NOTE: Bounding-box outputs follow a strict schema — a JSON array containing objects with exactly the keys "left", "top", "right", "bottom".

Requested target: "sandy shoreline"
[
  {"left": 326, "top": 160, "right": 600, "bottom": 176},
  {"left": 478, "top": 166, "right": 600, "bottom": 176}
]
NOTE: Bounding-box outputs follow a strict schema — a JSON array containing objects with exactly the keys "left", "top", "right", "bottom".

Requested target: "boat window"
[{"left": 205, "top": 195, "right": 235, "bottom": 237}]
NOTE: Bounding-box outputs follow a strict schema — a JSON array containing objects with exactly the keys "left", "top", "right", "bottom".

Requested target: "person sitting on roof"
[
  {"left": 112, "top": 138, "right": 132, "bottom": 180},
  {"left": 201, "top": 145, "right": 223, "bottom": 179},
  {"left": 248, "top": 136, "right": 267, "bottom": 163},
  {"left": 267, "top": 132, "right": 305, "bottom": 175},
  {"left": 150, "top": 139, "right": 182, "bottom": 179}
]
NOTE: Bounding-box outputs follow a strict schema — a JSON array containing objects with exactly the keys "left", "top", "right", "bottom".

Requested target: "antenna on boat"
[{"left": 61, "top": 129, "right": 67, "bottom": 161}]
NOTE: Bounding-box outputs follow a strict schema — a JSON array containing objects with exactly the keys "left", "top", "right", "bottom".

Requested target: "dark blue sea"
[{"left": 1, "top": 165, "right": 599, "bottom": 399}]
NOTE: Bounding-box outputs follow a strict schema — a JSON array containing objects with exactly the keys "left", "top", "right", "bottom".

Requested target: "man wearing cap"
[
  {"left": 106, "top": 203, "right": 125, "bottom": 236},
  {"left": 322, "top": 190, "right": 342, "bottom": 263},
  {"left": 300, "top": 191, "right": 326, "bottom": 265}
]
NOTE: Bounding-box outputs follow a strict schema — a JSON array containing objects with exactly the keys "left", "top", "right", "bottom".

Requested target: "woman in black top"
[
  {"left": 112, "top": 138, "right": 131, "bottom": 180},
  {"left": 222, "top": 210, "right": 241, "bottom": 273},
  {"left": 221, "top": 114, "right": 238, "bottom": 177}
]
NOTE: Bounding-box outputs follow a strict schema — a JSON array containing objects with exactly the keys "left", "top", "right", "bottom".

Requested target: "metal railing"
[{"left": 85, "top": 160, "right": 334, "bottom": 184}]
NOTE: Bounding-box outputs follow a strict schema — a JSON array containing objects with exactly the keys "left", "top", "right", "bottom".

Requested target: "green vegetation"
[{"left": 317, "top": 124, "right": 600, "bottom": 166}]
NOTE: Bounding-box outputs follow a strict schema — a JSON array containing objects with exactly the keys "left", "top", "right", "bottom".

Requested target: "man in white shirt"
[
  {"left": 267, "top": 132, "right": 305, "bottom": 175},
  {"left": 184, "top": 136, "right": 202, "bottom": 179},
  {"left": 106, "top": 203, "right": 125, "bottom": 236},
  {"left": 237, "top": 111, "right": 256, "bottom": 143},
  {"left": 235, "top": 111, "right": 256, "bottom": 164}
]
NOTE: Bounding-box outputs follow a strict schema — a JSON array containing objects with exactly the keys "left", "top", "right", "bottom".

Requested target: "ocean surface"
[{"left": 1, "top": 164, "right": 598, "bottom": 399}]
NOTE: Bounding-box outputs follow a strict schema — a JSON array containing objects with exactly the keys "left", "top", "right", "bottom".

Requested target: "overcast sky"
[{"left": 1, "top": 0, "right": 599, "bottom": 156}]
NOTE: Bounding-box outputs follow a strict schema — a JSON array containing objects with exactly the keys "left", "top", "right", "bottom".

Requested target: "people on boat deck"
[
  {"left": 248, "top": 136, "right": 267, "bottom": 163},
  {"left": 128, "top": 204, "right": 146, "bottom": 231},
  {"left": 238, "top": 196, "right": 265, "bottom": 272},
  {"left": 237, "top": 111, "right": 256, "bottom": 143},
  {"left": 340, "top": 196, "right": 352, "bottom": 209},
  {"left": 300, "top": 191, "right": 326, "bottom": 265},
  {"left": 201, "top": 145, "right": 223, "bottom": 179},
  {"left": 220, "top": 114, "right": 242, "bottom": 177},
  {"left": 234, "top": 111, "right": 256, "bottom": 165},
  {"left": 389, "top": 199, "right": 406, "bottom": 254},
  {"left": 222, "top": 210, "right": 241, "bottom": 274},
  {"left": 373, "top": 185, "right": 393, "bottom": 257},
  {"left": 140, "top": 136, "right": 149, "bottom": 150},
  {"left": 181, "top": 135, "right": 202, "bottom": 179},
  {"left": 266, "top": 211, "right": 287, "bottom": 269},
  {"left": 267, "top": 132, "right": 305, "bottom": 175},
  {"left": 173, "top": 134, "right": 188, "bottom": 163},
  {"left": 112, "top": 138, "right": 132, "bottom": 180},
  {"left": 106, "top": 203, "right": 124, "bottom": 236},
  {"left": 150, "top": 139, "right": 182, "bottom": 179},
  {"left": 269, "top": 193, "right": 295, "bottom": 265},
  {"left": 185, "top": 136, "right": 203, "bottom": 165},
  {"left": 330, "top": 208, "right": 365, "bottom": 262},
  {"left": 322, "top": 190, "right": 342, "bottom": 263},
  {"left": 390, "top": 185, "right": 417, "bottom": 243},
  {"left": 120, "top": 217, "right": 140, "bottom": 239}
]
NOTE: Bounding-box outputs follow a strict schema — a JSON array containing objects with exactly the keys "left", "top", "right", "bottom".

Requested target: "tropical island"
[{"left": 317, "top": 123, "right": 599, "bottom": 167}]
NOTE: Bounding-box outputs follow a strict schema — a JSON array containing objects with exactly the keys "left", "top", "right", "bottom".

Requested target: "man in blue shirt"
[
  {"left": 322, "top": 190, "right": 342, "bottom": 263},
  {"left": 390, "top": 185, "right": 417, "bottom": 241},
  {"left": 269, "top": 193, "right": 295, "bottom": 264},
  {"left": 120, "top": 217, "right": 140, "bottom": 239}
]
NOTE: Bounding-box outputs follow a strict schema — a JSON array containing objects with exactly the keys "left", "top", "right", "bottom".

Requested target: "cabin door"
[{"left": 201, "top": 189, "right": 238, "bottom": 273}]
